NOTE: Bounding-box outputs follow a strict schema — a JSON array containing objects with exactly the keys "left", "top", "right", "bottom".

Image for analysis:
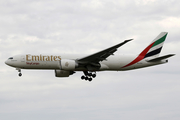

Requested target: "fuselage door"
[{"left": 21, "top": 55, "right": 25, "bottom": 62}]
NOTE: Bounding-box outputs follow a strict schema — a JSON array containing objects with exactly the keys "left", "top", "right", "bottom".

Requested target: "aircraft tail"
[
  {"left": 139, "top": 32, "right": 168, "bottom": 59},
  {"left": 122, "top": 32, "right": 170, "bottom": 68}
]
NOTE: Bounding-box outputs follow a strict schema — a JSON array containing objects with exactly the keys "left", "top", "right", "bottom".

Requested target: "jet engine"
[
  {"left": 55, "top": 69, "right": 75, "bottom": 77},
  {"left": 59, "top": 59, "right": 78, "bottom": 70}
]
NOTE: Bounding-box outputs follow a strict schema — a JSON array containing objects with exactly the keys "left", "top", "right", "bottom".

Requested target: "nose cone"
[
  {"left": 5, "top": 60, "right": 11, "bottom": 66},
  {"left": 5, "top": 60, "right": 8, "bottom": 65}
]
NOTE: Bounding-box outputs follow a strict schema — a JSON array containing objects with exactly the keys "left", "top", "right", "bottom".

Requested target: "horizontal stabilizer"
[{"left": 147, "top": 54, "right": 175, "bottom": 62}]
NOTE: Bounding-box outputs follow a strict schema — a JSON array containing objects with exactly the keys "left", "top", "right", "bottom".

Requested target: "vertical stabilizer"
[{"left": 143, "top": 32, "right": 168, "bottom": 58}]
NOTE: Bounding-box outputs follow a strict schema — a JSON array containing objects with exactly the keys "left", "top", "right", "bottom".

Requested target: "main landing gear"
[
  {"left": 16, "top": 68, "right": 22, "bottom": 77},
  {"left": 81, "top": 71, "right": 96, "bottom": 82}
]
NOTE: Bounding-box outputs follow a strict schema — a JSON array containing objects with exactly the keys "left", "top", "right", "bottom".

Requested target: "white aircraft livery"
[{"left": 5, "top": 32, "right": 175, "bottom": 81}]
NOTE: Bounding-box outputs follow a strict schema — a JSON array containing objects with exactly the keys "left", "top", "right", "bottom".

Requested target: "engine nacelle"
[
  {"left": 55, "top": 69, "right": 71, "bottom": 77},
  {"left": 59, "top": 59, "right": 77, "bottom": 70}
]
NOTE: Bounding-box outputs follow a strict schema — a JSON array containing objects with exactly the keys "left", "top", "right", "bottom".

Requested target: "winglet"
[
  {"left": 125, "top": 39, "right": 133, "bottom": 42},
  {"left": 111, "top": 39, "right": 133, "bottom": 51}
]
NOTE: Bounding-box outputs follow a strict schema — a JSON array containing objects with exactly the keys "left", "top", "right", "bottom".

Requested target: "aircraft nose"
[
  {"left": 5, "top": 60, "right": 8, "bottom": 65},
  {"left": 5, "top": 60, "right": 10, "bottom": 65}
]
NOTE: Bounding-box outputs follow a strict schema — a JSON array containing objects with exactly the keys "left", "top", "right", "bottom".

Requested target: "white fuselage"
[
  {"left": 5, "top": 54, "right": 167, "bottom": 71},
  {"left": 4, "top": 32, "right": 174, "bottom": 80}
]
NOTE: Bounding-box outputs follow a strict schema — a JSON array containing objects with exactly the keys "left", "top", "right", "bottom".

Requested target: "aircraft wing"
[{"left": 77, "top": 39, "right": 133, "bottom": 64}]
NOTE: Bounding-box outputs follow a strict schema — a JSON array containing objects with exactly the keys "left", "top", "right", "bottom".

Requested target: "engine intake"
[{"left": 55, "top": 69, "right": 75, "bottom": 77}]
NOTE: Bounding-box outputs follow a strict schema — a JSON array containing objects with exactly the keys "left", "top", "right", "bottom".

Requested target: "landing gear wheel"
[
  {"left": 19, "top": 73, "right": 22, "bottom": 77},
  {"left": 88, "top": 73, "right": 92, "bottom": 76},
  {"left": 88, "top": 78, "right": 92, "bottom": 82},
  {"left": 85, "top": 77, "right": 88, "bottom": 80},
  {"left": 81, "top": 76, "right": 85, "bottom": 80},
  {"left": 92, "top": 74, "right": 96, "bottom": 78}
]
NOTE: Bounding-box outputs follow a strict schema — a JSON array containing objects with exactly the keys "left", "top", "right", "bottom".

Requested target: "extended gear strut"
[{"left": 16, "top": 68, "right": 22, "bottom": 77}]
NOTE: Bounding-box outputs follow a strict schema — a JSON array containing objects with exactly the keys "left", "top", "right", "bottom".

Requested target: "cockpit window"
[{"left": 8, "top": 57, "right": 13, "bottom": 59}]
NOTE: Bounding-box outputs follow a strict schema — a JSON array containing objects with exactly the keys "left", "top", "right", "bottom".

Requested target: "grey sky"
[{"left": 0, "top": 0, "right": 180, "bottom": 120}]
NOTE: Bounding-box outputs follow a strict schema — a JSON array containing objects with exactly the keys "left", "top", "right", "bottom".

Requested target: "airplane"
[{"left": 5, "top": 32, "right": 175, "bottom": 81}]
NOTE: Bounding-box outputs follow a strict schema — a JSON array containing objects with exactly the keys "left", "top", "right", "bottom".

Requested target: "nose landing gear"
[
  {"left": 16, "top": 68, "right": 22, "bottom": 77},
  {"left": 81, "top": 71, "right": 96, "bottom": 82},
  {"left": 19, "top": 73, "right": 22, "bottom": 77}
]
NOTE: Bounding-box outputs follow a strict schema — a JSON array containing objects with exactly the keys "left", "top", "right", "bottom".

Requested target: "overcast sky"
[{"left": 0, "top": 0, "right": 180, "bottom": 120}]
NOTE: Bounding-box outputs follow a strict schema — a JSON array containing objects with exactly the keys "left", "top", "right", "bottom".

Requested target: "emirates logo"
[{"left": 65, "top": 62, "right": 69, "bottom": 67}]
